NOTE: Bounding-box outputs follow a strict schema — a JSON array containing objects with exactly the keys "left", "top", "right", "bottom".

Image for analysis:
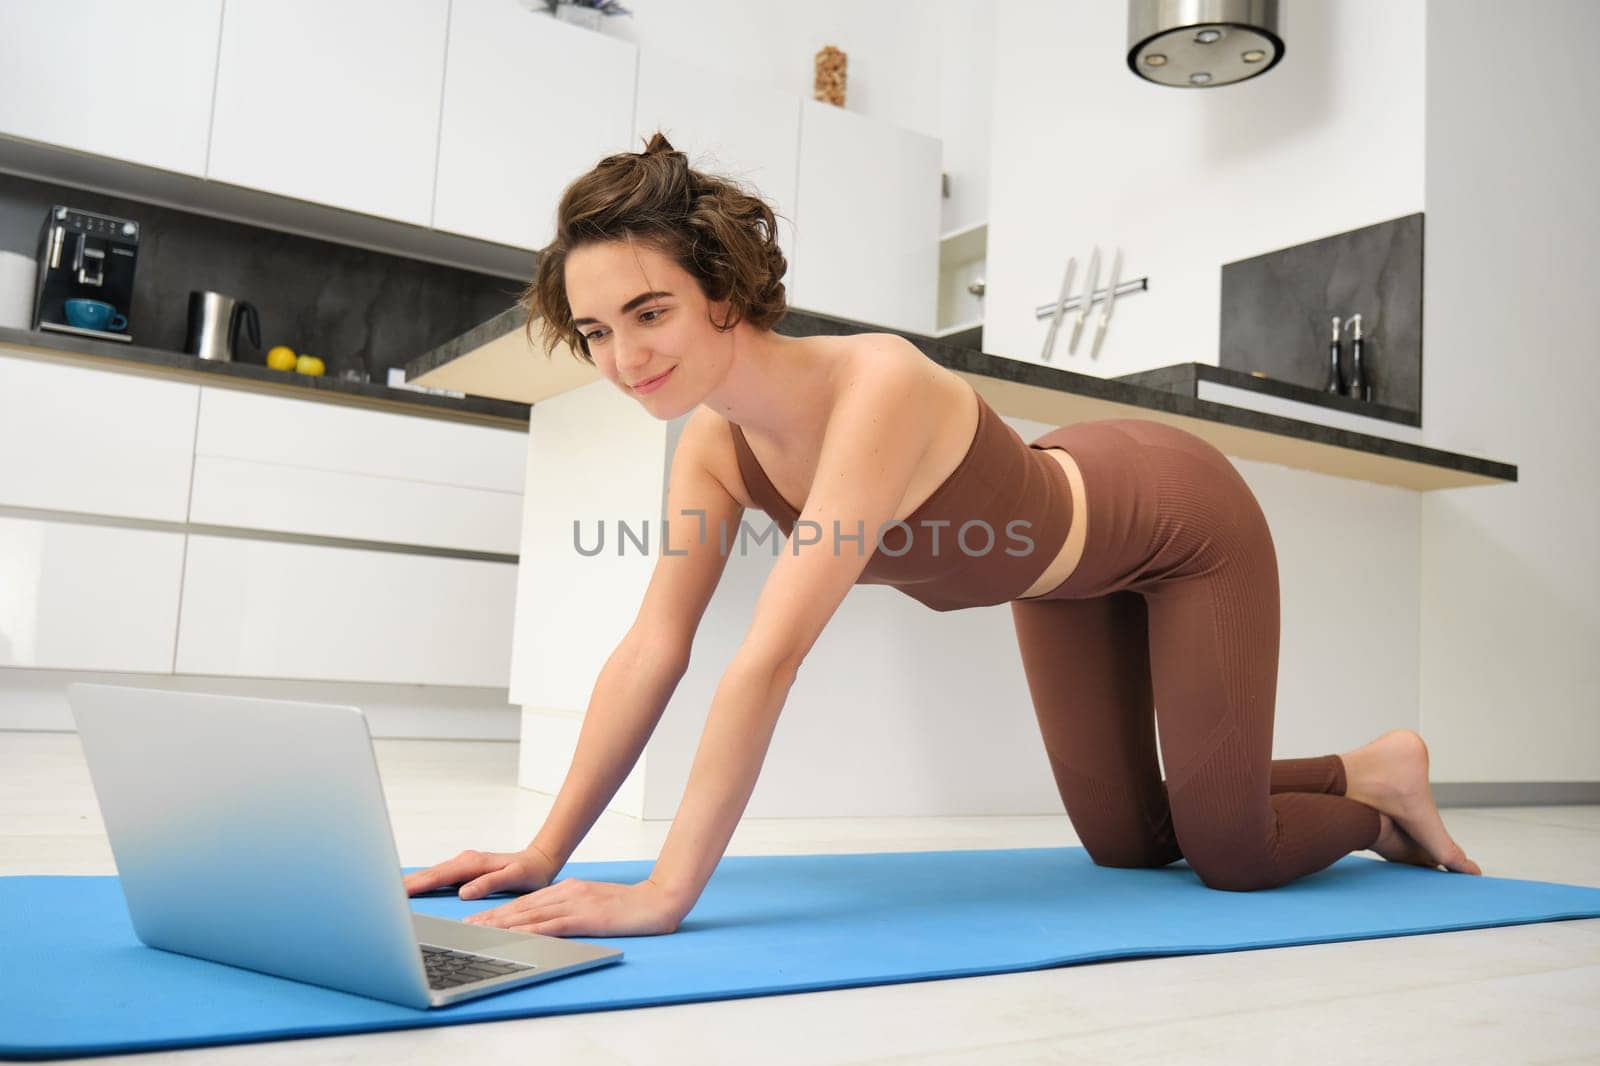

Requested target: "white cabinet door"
[
  {"left": 188, "top": 455, "right": 524, "bottom": 555},
  {"left": 432, "top": 0, "right": 635, "bottom": 249},
  {"left": 0, "top": 516, "right": 184, "bottom": 673},
  {"left": 193, "top": 387, "right": 525, "bottom": 492},
  {"left": 0, "top": 352, "right": 198, "bottom": 522},
  {"left": 0, "top": 0, "right": 223, "bottom": 176},
  {"left": 175, "top": 535, "right": 516, "bottom": 687},
  {"left": 790, "top": 100, "right": 942, "bottom": 335},
  {"left": 631, "top": 49, "right": 802, "bottom": 297},
  {"left": 188, "top": 387, "right": 525, "bottom": 552},
  {"left": 207, "top": 0, "right": 449, "bottom": 226}
]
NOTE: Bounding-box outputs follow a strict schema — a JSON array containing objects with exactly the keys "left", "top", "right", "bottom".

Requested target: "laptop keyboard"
[{"left": 421, "top": 945, "right": 537, "bottom": 990}]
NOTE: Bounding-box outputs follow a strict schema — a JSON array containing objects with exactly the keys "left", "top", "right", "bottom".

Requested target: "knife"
[
  {"left": 1040, "top": 256, "right": 1078, "bottom": 362},
  {"left": 1068, "top": 246, "right": 1101, "bottom": 355},
  {"left": 1090, "top": 248, "right": 1124, "bottom": 360}
]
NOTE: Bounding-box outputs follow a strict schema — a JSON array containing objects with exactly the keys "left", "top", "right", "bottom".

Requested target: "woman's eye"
[{"left": 582, "top": 309, "right": 662, "bottom": 343}]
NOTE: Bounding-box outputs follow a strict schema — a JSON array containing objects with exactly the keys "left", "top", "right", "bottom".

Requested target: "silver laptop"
[{"left": 66, "top": 683, "right": 622, "bottom": 1009}]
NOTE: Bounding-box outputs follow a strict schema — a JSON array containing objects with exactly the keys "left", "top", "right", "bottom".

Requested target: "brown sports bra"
[{"left": 727, "top": 388, "right": 1076, "bottom": 612}]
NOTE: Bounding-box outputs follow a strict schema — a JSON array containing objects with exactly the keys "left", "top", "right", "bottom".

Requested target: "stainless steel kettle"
[{"left": 185, "top": 290, "right": 261, "bottom": 362}]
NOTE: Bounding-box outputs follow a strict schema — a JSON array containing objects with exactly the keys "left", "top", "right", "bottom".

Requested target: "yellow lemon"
[
  {"left": 295, "top": 355, "right": 326, "bottom": 377},
  {"left": 266, "top": 345, "right": 297, "bottom": 371}
]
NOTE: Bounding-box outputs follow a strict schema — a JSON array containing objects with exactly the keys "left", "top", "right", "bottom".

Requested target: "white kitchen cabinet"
[
  {"left": 193, "top": 386, "right": 525, "bottom": 492},
  {"left": 0, "top": 352, "right": 198, "bottom": 522},
  {"left": 188, "top": 386, "right": 525, "bottom": 553},
  {"left": 188, "top": 455, "right": 523, "bottom": 555},
  {"left": 0, "top": 0, "right": 223, "bottom": 177},
  {"left": 207, "top": 0, "right": 450, "bottom": 226},
  {"left": 789, "top": 100, "right": 942, "bottom": 334},
  {"left": 432, "top": 0, "right": 635, "bottom": 250},
  {"left": 631, "top": 48, "right": 802, "bottom": 295},
  {"left": 175, "top": 535, "right": 516, "bottom": 687},
  {"left": 0, "top": 516, "right": 185, "bottom": 673}
]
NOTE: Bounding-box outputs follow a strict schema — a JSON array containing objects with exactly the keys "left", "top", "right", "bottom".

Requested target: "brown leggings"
[{"left": 1012, "top": 418, "right": 1382, "bottom": 891}]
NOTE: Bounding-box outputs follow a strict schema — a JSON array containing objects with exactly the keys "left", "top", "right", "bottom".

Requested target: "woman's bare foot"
[
  {"left": 1341, "top": 729, "right": 1483, "bottom": 876},
  {"left": 1369, "top": 811, "right": 1442, "bottom": 869}
]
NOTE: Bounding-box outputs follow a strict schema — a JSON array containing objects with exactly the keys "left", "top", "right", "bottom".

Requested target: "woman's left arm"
[{"left": 648, "top": 347, "right": 938, "bottom": 923}]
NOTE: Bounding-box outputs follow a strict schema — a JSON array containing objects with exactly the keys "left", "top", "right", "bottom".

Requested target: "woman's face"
[{"left": 565, "top": 240, "right": 732, "bottom": 418}]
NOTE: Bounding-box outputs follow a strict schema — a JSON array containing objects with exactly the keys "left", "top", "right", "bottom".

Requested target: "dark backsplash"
[
  {"left": 1220, "top": 213, "right": 1422, "bottom": 416},
  {"left": 0, "top": 171, "right": 527, "bottom": 382}
]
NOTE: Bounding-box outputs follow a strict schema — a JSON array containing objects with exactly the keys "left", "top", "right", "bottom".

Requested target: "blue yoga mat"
[{"left": 5, "top": 847, "right": 1599, "bottom": 1060}]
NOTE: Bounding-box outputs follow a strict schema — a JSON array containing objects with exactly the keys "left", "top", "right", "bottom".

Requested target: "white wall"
[
  {"left": 984, "top": 0, "right": 1426, "bottom": 372},
  {"left": 587, "top": 0, "right": 994, "bottom": 233},
  {"left": 985, "top": 0, "right": 1596, "bottom": 786},
  {"left": 984, "top": 0, "right": 1430, "bottom": 770},
  {"left": 930, "top": 1, "right": 995, "bottom": 234},
  {"left": 1419, "top": 0, "right": 1600, "bottom": 782}
]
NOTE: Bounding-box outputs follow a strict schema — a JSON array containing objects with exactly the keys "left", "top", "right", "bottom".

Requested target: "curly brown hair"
[{"left": 519, "top": 131, "right": 790, "bottom": 364}]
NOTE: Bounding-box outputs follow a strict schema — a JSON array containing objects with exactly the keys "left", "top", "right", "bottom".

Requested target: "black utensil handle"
[{"left": 243, "top": 302, "right": 261, "bottom": 351}]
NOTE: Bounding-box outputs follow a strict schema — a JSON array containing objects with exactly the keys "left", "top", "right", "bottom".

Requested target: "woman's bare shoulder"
[
  {"left": 834, "top": 332, "right": 966, "bottom": 412},
  {"left": 820, "top": 333, "right": 946, "bottom": 408},
  {"left": 836, "top": 331, "right": 929, "bottom": 372}
]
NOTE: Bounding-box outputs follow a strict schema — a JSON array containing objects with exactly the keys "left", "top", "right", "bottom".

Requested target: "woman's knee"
[
  {"left": 1081, "top": 831, "right": 1180, "bottom": 871},
  {"left": 1063, "top": 781, "right": 1181, "bottom": 870},
  {"left": 1185, "top": 853, "right": 1281, "bottom": 892}
]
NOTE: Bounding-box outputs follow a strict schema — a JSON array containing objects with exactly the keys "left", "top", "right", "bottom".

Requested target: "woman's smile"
[{"left": 630, "top": 366, "right": 676, "bottom": 394}]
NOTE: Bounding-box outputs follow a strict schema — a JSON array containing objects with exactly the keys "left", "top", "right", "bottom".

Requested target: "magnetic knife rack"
[{"left": 1033, "top": 276, "right": 1150, "bottom": 319}]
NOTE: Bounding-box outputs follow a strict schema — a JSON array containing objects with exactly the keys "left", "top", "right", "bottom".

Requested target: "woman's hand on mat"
[
  {"left": 461, "top": 877, "right": 682, "bottom": 937},
  {"left": 402, "top": 844, "right": 560, "bottom": 900}
]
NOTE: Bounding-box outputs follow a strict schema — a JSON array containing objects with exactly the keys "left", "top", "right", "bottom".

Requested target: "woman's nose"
[{"left": 613, "top": 335, "right": 648, "bottom": 370}]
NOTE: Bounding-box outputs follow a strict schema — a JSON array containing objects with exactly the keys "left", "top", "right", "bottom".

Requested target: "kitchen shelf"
[
  {"left": 938, "top": 221, "right": 987, "bottom": 338},
  {"left": 939, "top": 220, "right": 987, "bottom": 268}
]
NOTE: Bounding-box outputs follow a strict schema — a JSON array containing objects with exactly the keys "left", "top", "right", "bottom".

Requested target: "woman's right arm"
[
  {"left": 530, "top": 406, "right": 747, "bottom": 869},
  {"left": 405, "top": 408, "right": 746, "bottom": 899}
]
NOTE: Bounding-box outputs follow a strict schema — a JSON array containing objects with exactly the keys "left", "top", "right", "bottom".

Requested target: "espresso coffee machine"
[{"left": 33, "top": 205, "right": 141, "bottom": 343}]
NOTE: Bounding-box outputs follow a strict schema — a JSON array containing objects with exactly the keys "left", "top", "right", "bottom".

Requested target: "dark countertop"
[
  {"left": 1112, "top": 362, "right": 1421, "bottom": 428},
  {"left": 1, "top": 325, "right": 532, "bottom": 429},
  {"left": 407, "top": 305, "right": 1516, "bottom": 487}
]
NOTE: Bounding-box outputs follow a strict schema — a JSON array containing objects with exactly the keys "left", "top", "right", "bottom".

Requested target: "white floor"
[{"left": 4, "top": 731, "right": 1598, "bottom": 1065}]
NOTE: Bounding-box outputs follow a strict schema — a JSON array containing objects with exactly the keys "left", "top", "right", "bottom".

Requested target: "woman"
[{"left": 403, "top": 133, "right": 1481, "bottom": 937}]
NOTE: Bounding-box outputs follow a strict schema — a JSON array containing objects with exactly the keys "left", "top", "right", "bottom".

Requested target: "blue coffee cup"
[{"left": 64, "top": 298, "right": 127, "bottom": 332}]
